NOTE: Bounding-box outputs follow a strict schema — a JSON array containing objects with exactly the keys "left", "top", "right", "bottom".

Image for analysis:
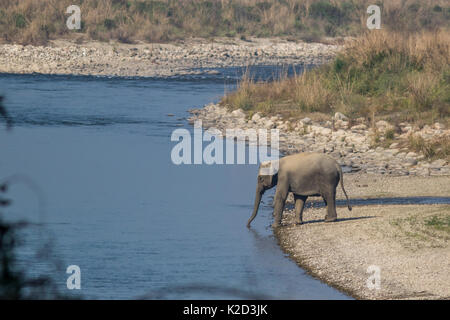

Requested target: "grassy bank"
[
  {"left": 221, "top": 30, "right": 449, "bottom": 159},
  {"left": 222, "top": 30, "right": 449, "bottom": 122},
  {"left": 0, "top": 0, "right": 449, "bottom": 45}
]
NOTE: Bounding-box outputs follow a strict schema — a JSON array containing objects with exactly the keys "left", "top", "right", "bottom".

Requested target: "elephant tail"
[{"left": 337, "top": 163, "right": 352, "bottom": 211}]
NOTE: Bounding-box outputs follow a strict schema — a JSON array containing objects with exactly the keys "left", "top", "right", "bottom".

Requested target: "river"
[{"left": 0, "top": 69, "right": 350, "bottom": 299}]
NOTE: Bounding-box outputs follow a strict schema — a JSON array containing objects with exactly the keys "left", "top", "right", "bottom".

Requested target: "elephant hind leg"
[
  {"left": 294, "top": 195, "right": 307, "bottom": 225},
  {"left": 323, "top": 190, "right": 337, "bottom": 222}
]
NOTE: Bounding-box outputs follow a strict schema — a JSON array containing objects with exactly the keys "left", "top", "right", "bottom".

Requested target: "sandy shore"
[
  {"left": 0, "top": 37, "right": 339, "bottom": 77},
  {"left": 277, "top": 174, "right": 450, "bottom": 299}
]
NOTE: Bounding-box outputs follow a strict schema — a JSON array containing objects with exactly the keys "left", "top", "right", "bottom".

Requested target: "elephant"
[{"left": 247, "top": 152, "right": 352, "bottom": 228}]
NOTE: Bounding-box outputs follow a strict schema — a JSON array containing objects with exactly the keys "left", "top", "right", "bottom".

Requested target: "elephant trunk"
[{"left": 247, "top": 187, "right": 264, "bottom": 228}]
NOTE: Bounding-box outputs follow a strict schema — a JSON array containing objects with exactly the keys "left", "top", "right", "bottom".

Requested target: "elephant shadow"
[{"left": 299, "top": 215, "right": 376, "bottom": 225}]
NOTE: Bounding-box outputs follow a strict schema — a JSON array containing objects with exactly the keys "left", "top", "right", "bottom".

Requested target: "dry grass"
[
  {"left": 0, "top": 0, "right": 449, "bottom": 45},
  {"left": 222, "top": 30, "right": 450, "bottom": 126},
  {"left": 408, "top": 135, "right": 450, "bottom": 161}
]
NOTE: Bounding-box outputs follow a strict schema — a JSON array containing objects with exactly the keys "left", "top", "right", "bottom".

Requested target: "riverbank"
[
  {"left": 0, "top": 37, "right": 339, "bottom": 77},
  {"left": 278, "top": 174, "right": 450, "bottom": 300},
  {"left": 188, "top": 103, "right": 450, "bottom": 176},
  {"left": 188, "top": 102, "right": 450, "bottom": 299}
]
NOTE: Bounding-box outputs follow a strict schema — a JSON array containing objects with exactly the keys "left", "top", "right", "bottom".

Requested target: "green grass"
[
  {"left": 425, "top": 214, "right": 450, "bottom": 233},
  {"left": 390, "top": 209, "right": 450, "bottom": 248}
]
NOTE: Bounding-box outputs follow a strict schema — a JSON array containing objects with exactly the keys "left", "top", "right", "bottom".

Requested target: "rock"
[
  {"left": 389, "top": 142, "right": 399, "bottom": 149},
  {"left": 334, "top": 112, "right": 348, "bottom": 121},
  {"left": 264, "top": 120, "right": 275, "bottom": 129},
  {"left": 405, "top": 158, "right": 418, "bottom": 166},
  {"left": 320, "top": 128, "right": 332, "bottom": 135},
  {"left": 384, "top": 149, "right": 400, "bottom": 156},
  {"left": 300, "top": 117, "right": 312, "bottom": 124},
  {"left": 433, "top": 122, "right": 445, "bottom": 130},
  {"left": 231, "top": 109, "right": 245, "bottom": 118},
  {"left": 343, "top": 147, "right": 354, "bottom": 154},
  {"left": 401, "top": 126, "right": 412, "bottom": 133},
  {"left": 251, "top": 113, "right": 262, "bottom": 122},
  {"left": 406, "top": 152, "right": 418, "bottom": 158},
  {"left": 376, "top": 120, "right": 389, "bottom": 128},
  {"left": 351, "top": 124, "right": 367, "bottom": 131},
  {"left": 430, "top": 159, "right": 448, "bottom": 168}
]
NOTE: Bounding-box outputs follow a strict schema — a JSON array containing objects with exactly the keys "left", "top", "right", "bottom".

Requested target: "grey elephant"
[{"left": 247, "top": 152, "right": 352, "bottom": 228}]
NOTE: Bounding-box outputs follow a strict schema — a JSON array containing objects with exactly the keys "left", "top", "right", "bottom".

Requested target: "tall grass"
[
  {"left": 222, "top": 30, "right": 450, "bottom": 125},
  {"left": 0, "top": 0, "right": 449, "bottom": 45}
]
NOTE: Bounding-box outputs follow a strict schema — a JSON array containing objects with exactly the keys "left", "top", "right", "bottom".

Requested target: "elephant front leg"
[
  {"left": 294, "top": 195, "right": 307, "bottom": 225},
  {"left": 272, "top": 187, "right": 288, "bottom": 228}
]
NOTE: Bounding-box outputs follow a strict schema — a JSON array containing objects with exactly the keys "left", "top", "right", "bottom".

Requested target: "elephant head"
[{"left": 246, "top": 160, "right": 279, "bottom": 228}]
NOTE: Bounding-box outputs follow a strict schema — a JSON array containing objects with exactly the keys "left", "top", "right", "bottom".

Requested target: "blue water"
[{"left": 0, "top": 70, "right": 349, "bottom": 299}]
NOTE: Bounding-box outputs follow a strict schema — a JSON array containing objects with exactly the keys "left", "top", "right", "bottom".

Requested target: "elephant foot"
[
  {"left": 324, "top": 216, "right": 337, "bottom": 222},
  {"left": 295, "top": 220, "right": 303, "bottom": 225}
]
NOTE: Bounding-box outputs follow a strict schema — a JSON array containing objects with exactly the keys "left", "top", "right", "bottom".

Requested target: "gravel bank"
[
  {"left": 277, "top": 176, "right": 450, "bottom": 299},
  {"left": 0, "top": 37, "right": 339, "bottom": 77},
  {"left": 188, "top": 104, "right": 450, "bottom": 176}
]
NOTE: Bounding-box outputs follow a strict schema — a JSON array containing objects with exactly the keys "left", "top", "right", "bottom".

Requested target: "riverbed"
[{"left": 0, "top": 70, "right": 350, "bottom": 299}]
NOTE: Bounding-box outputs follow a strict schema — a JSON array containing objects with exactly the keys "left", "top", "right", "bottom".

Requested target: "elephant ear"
[{"left": 259, "top": 160, "right": 279, "bottom": 176}]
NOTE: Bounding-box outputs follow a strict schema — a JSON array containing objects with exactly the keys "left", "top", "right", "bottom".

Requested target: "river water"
[{"left": 0, "top": 69, "right": 350, "bottom": 299}]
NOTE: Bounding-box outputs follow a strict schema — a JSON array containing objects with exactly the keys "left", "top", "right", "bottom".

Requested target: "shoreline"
[
  {"left": 188, "top": 104, "right": 450, "bottom": 177},
  {"left": 0, "top": 37, "right": 339, "bottom": 78}
]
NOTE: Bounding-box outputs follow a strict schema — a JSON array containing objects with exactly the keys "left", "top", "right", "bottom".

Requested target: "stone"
[
  {"left": 320, "top": 128, "right": 332, "bottom": 135},
  {"left": 389, "top": 142, "right": 399, "bottom": 149},
  {"left": 334, "top": 112, "right": 348, "bottom": 121},
  {"left": 251, "top": 113, "right": 262, "bottom": 122},
  {"left": 405, "top": 158, "right": 418, "bottom": 166},
  {"left": 300, "top": 117, "right": 312, "bottom": 124},
  {"left": 384, "top": 149, "right": 400, "bottom": 156},
  {"left": 265, "top": 120, "right": 275, "bottom": 129},
  {"left": 231, "top": 109, "right": 245, "bottom": 118},
  {"left": 430, "top": 159, "right": 447, "bottom": 168},
  {"left": 433, "top": 122, "right": 445, "bottom": 130},
  {"left": 375, "top": 120, "right": 389, "bottom": 128},
  {"left": 351, "top": 124, "right": 367, "bottom": 131}
]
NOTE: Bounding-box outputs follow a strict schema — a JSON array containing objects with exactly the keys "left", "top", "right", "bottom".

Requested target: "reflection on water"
[{"left": 0, "top": 71, "right": 349, "bottom": 299}]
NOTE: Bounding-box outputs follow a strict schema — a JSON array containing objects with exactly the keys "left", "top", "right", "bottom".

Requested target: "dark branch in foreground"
[{"left": 0, "top": 96, "right": 13, "bottom": 130}]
